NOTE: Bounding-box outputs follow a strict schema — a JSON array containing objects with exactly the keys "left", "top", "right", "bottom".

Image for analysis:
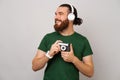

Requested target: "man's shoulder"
[
  {"left": 44, "top": 31, "right": 58, "bottom": 38},
  {"left": 46, "top": 31, "right": 58, "bottom": 36},
  {"left": 74, "top": 32, "right": 86, "bottom": 39}
]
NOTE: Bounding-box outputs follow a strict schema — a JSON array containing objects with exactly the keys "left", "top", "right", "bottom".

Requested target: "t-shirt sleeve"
[
  {"left": 38, "top": 34, "right": 48, "bottom": 52},
  {"left": 82, "top": 37, "right": 93, "bottom": 57}
]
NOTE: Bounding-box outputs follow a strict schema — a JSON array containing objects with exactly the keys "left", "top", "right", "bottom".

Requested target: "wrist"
[
  {"left": 72, "top": 56, "right": 77, "bottom": 63},
  {"left": 45, "top": 51, "right": 53, "bottom": 59}
]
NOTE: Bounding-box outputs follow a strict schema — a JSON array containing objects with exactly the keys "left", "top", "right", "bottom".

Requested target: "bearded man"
[{"left": 32, "top": 4, "right": 94, "bottom": 80}]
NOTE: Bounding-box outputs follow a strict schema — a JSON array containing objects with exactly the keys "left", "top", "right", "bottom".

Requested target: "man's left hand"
[{"left": 61, "top": 44, "right": 75, "bottom": 62}]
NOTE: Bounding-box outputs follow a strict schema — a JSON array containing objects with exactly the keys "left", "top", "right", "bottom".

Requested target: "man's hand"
[
  {"left": 61, "top": 44, "right": 75, "bottom": 62},
  {"left": 49, "top": 40, "right": 62, "bottom": 57}
]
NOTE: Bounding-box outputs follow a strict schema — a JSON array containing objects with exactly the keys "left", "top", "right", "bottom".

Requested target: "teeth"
[
  {"left": 56, "top": 21, "right": 60, "bottom": 23},
  {"left": 56, "top": 21, "right": 59, "bottom": 22}
]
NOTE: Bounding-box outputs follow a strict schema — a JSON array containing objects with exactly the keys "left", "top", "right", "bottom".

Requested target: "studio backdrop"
[{"left": 0, "top": 0, "right": 120, "bottom": 80}]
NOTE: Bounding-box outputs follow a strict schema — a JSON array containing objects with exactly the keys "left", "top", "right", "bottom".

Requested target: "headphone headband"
[
  {"left": 70, "top": 4, "right": 74, "bottom": 13},
  {"left": 68, "top": 4, "right": 75, "bottom": 21}
]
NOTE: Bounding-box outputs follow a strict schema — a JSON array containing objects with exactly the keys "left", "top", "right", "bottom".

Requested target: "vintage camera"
[{"left": 58, "top": 42, "right": 70, "bottom": 52}]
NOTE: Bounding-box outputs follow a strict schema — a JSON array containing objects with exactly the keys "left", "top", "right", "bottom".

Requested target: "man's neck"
[
  {"left": 59, "top": 23, "right": 74, "bottom": 36},
  {"left": 60, "top": 30, "right": 74, "bottom": 36}
]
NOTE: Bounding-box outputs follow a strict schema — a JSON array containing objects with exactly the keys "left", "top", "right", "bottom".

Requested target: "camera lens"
[{"left": 61, "top": 45, "right": 66, "bottom": 51}]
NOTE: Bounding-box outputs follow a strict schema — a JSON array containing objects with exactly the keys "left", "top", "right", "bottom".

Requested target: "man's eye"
[{"left": 59, "top": 12, "right": 64, "bottom": 15}]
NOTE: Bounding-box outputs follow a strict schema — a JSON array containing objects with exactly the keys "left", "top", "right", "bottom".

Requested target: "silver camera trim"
[
  {"left": 58, "top": 43, "right": 69, "bottom": 46},
  {"left": 58, "top": 43, "right": 69, "bottom": 51}
]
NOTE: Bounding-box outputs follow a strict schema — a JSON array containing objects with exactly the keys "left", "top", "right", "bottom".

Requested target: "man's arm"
[
  {"left": 32, "top": 50, "right": 49, "bottom": 71},
  {"left": 72, "top": 55, "right": 94, "bottom": 77},
  {"left": 32, "top": 40, "right": 62, "bottom": 71},
  {"left": 61, "top": 44, "right": 94, "bottom": 77}
]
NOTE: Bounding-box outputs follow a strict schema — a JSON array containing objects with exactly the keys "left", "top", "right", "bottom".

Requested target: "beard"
[{"left": 54, "top": 19, "right": 69, "bottom": 32}]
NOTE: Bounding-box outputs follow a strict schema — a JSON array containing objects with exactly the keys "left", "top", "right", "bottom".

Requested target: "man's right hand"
[{"left": 49, "top": 40, "right": 62, "bottom": 57}]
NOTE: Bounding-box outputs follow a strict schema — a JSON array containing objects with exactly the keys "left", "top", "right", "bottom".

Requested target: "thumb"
[{"left": 70, "top": 44, "right": 73, "bottom": 52}]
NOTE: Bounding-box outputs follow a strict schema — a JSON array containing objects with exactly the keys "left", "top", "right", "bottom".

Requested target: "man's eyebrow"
[
  {"left": 55, "top": 12, "right": 63, "bottom": 15},
  {"left": 57, "top": 12, "right": 64, "bottom": 15},
  {"left": 55, "top": 11, "right": 64, "bottom": 15}
]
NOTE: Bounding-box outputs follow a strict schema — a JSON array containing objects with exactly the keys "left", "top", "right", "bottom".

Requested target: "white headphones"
[{"left": 68, "top": 4, "right": 75, "bottom": 21}]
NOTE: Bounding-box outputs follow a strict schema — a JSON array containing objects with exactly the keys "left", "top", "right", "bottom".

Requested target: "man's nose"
[{"left": 54, "top": 14, "right": 60, "bottom": 20}]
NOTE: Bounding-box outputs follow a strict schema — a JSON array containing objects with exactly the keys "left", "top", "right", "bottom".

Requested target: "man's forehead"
[{"left": 56, "top": 7, "right": 69, "bottom": 13}]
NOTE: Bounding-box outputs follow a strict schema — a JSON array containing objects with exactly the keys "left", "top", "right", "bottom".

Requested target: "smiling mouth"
[
  {"left": 55, "top": 20, "right": 62, "bottom": 24},
  {"left": 56, "top": 20, "right": 61, "bottom": 23}
]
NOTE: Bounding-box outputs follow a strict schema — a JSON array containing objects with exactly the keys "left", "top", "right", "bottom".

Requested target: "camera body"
[{"left": 58, "top": 42, "right": 70, "bottom": 52}]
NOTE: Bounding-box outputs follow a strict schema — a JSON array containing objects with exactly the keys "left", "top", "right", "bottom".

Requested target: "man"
[{"left": 32, "top": 4, "right": 94, "bottom": 80}]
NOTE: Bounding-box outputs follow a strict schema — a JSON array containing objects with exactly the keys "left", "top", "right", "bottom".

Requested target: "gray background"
[{"left": 0, "top": 0, "right": 120, "bottom": 80}]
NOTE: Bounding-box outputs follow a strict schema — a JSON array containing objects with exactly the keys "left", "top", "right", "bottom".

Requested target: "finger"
[
  {"left": 61, "top": 51, "right": 67, "bottom": 55},
  {"left": 61, "top": 52, "right": 69, "bottom": 57},
  {"left": 61, "top": 52, "right": 66, "bottom": 57},
  {"left": 70, "top": 44, "right": 73, "bottom": 52},
  {"left": 61, "top": 53, "right": 65, "bottom": 59},
  {"left": 55, "top": 40, "right": 63, "bottom": 44},
  {"left": 56, "top": 44, "right": 61, "bottom": 51}
]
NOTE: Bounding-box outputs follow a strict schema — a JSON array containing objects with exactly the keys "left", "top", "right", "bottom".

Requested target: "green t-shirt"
[{"left": 38, "top": 32, "right": 93, "bottom": 80}]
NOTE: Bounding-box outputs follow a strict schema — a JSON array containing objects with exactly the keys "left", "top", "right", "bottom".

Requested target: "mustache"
[{"left": 55, "top": 19, "right": 62, "bottom": 23}]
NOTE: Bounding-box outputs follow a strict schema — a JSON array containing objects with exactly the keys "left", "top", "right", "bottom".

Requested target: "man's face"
[{"left": 54, "top": 7, "right": 69, "bottom": 32}]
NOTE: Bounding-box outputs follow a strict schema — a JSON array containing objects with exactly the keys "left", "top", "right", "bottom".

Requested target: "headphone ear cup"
[{"left": 68, "top": 13, "right": 75, "bottom": 21}]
